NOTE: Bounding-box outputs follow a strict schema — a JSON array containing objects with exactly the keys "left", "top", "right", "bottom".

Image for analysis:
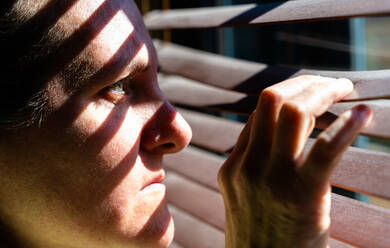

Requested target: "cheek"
[
  {"left": 54, "top": 101, "right": 144, "bottom": 202},
  {"left": 73, "top": 101, "right": 142, "bottom": 161},
  {"left": 73, "top": 100, "right": 144, "bottom": 173},
  {"left": 95, "top": 115, "right": 143, "bottom": 170},
  {"left": 59, "top": 103, "right": 152, "bottom": 225},
  {"left": 31, "top": 100, "right": 173, "bottom": 245}
]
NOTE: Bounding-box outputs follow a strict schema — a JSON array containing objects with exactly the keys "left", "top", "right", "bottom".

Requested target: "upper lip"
[{"left": 142, "top": 171, "right": 166, "bottom": 190}]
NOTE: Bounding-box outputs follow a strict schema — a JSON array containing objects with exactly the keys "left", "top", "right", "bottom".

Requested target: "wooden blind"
[
  {"left": 145, "top": 1, "right": 390, "bottom": 247},
  {"left": 145, "top": 0, "right": 390, "bottom": 29}
]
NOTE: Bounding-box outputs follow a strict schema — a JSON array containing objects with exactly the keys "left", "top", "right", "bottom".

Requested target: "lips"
[{"left": 141, "top": 171, "right": 166, "bottom": 191}]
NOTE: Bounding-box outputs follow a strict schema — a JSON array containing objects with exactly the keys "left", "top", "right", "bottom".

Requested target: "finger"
[
  {"left": 290, "top": 78, "right": 353, "bottom": 118},
  {"left": 300, "top": 104, "right": 372, "bottom": 196},
  {"left": 231, "top": 111, "right": 254, "bottom": 156},
  {"left": 222, "top": 112, "right": 255, "bottom": 173},
  {"left": 270, "top": 78, "right": 353, "bottom": 164},
  {"left": 247, "top": 76, "right": 333, "bottom": 168}
]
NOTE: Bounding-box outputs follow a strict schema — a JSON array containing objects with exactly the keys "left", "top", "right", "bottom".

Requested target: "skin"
[
  {"left": 0, "top": 0, "right": 372, "bottom": 248},
  {"left": 0, "top": 1, "right": 192, "bottom": 247},
  {"left": 218, "top": 76, "right": 372, "bottom": 247}
]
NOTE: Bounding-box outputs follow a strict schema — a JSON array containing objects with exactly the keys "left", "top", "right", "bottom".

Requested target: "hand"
[{"left": 218, "top": 76, "right": 372, "bottom": 248}]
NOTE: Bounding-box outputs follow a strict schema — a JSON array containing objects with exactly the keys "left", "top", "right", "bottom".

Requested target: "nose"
[{"left": 140, "top": 101, "right": 192, "bottom": 154}]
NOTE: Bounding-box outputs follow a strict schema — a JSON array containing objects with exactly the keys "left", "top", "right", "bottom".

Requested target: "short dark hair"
[
  {"left": 1, "top": 0, "right": 124, "bottom": 129},
  {"left": 0, "top": 0, "right": 63, "bottom": 129}
]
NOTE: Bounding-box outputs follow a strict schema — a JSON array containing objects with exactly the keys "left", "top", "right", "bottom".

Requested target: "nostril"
[{"left": 162, "top": 143, "right": 175, "bottom": 149}]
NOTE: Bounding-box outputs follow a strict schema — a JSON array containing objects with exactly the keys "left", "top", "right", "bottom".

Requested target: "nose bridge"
[
  {"left": 140, "top": 99, "right": 192, "bottom": 154},
  {"left": 149, "top": 100, "right": 178, "bottom": 130}
]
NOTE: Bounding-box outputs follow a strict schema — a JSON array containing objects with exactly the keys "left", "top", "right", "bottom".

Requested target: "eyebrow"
[
  {"left": 60, "top": 56, "right": 98, "bottom": 94},
  {"left": 127, "top": 61, "right": 151, "bottom": 81},
  {"left": 61, "top": 52, "right": 151, "bottom": 95}
]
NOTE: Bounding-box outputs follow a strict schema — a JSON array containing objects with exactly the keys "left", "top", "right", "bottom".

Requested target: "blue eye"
[{"left": 109, "top": 80, "right": 125, "bottom": 94}]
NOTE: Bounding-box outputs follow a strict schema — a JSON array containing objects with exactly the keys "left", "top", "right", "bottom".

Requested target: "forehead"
[{"left": 58, "top": 0, "right": 155, "bottom": 88}]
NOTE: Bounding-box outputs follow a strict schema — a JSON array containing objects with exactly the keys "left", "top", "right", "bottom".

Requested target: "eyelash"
[{"left": 109, "top": 80, "right": 126, "bottom": 93}]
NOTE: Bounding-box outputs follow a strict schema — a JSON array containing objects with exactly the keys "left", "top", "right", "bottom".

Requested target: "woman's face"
[{"left": 0, "top": 0, "right": 191, "bottom": 247}]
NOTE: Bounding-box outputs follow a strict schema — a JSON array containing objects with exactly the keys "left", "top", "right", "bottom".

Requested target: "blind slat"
[
  {"left": 155, "top": 41, "right": 390, "bottom": 101},
  {"left": 145, "top": 0, "right": 390, "bottom": 29},
  {"left": 169, "top": 242, "right": 184, "bottom": 248},
  {"left": 166, "top": 172, "right": 225, "bottom": 231},
  {"left": 160, "top": 75, "right": 390, "bottom": 139},
  {"left": 168, "top": 205, "right": 225, "bottom": 248}
]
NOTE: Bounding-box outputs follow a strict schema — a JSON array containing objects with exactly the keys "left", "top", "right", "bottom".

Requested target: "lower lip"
[{"left": 140, "top": 183, "right": 166, "bottom": 194}]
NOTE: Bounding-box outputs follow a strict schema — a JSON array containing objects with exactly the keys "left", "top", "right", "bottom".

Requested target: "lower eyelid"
[
  {"left": 105, "top": 91, "right": 127, "bottom": 104},
  {"left": 112, "top": 88, "right": 126, "bottom": 94},
  {"left": 93, "top": 98, "right": 115, "bottom": 110}
]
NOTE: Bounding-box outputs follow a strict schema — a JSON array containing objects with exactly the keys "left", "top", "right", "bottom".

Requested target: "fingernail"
[
  {"left": 352, "top": 104, "right": 373, "bottom": 127},
  {"left": 336, "top": 78, "right": 354, "bottom": 96}
]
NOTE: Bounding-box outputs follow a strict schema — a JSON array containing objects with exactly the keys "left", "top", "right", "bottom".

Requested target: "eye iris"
[{"left": 110, "top": 80, "right": 125, "bottom": 93}]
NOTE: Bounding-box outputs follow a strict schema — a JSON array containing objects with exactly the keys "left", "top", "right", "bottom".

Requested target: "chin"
[
  {"left": 137, "top": 201, "right": 175, "bottom": 248},
  {"left": 89, "top": 203, "right": 174, "bottom": 248},
  {"left": 82, "top": 183, "right": 173, "bottom": 248},
  {"left": 155, "top": 217, "right": 175, "bottom": 248}
]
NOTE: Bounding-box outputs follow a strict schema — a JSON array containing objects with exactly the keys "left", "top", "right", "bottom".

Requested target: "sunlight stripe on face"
[{"left": 96, "top": 9, "right": 135, "bottom": 59}]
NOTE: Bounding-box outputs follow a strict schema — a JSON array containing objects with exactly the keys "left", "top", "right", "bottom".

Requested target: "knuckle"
[
  {"left": 338, "top": 77, "right": 353, "bottom": 84},
  {"left": 259, "top": 88, "right": 283, "bottom": 108},
  {"left": 315, "top": 134, "right": 331, "bottom": 148},
  {"left": 296, "top": 74, "right": 333, "bottom": 83},
  {"left": 281, "top": 101, "right": 307, "bottom": 118},
  {"left": 297, "top": 74, "right": 315, "bottom": 80},
  {"left": 311, "top": 148, "right": 334, "bottom": 165},
  {"left": 313, "top": 135, "right": 337, "bottom": 158}
]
